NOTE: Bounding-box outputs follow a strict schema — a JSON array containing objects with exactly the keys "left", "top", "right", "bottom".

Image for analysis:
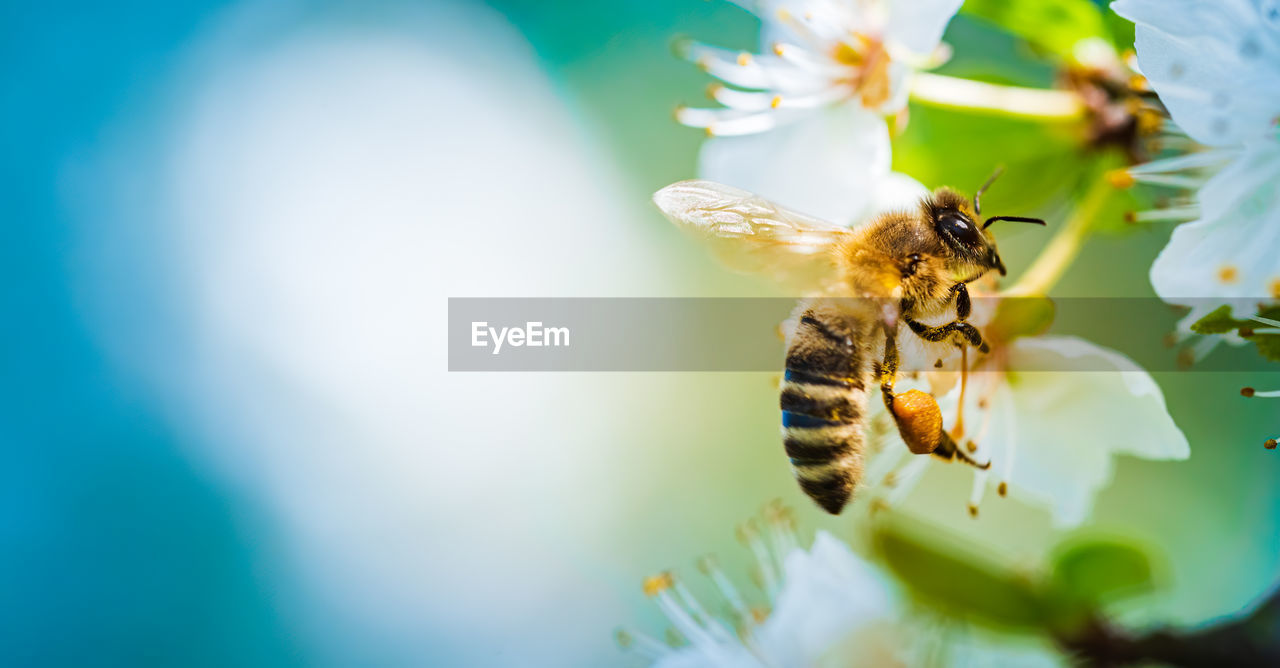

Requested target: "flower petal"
[
  {"left": 864, "top": 171, "right": 928, "bottom": 219},
  {"left": 697, "top": 103, "right": 891, "bottom": 224},
  {"left": 957, "top": 336, "right": 1189, "bottom": 527},
  {"left": 652, "top": 644, "right": 764, "bottom": 668},
  {"left": 885, "top": 0, "right": 963, "bottom": 55},
  {"left": 753, "top": 532, "right": 897, "bottom": 665},
  {"left": 1113, "top": 0, "right": 1280, "bottom": 145},
  {"left": 1151, "top": 144, "right": 1280, "bottom": 301}
]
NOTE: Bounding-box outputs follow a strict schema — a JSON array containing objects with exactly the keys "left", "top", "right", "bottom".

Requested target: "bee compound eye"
[{"left": 940, "top": 213, "right": 978, "bottom": 244}]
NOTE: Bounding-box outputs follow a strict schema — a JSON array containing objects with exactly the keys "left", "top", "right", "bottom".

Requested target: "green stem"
[
  {"left": 1003, "top": 178, "right": 1112, "bottom": 297},
  {"left": 909, "top": 72, "right": 1086, "bottom": 122}
]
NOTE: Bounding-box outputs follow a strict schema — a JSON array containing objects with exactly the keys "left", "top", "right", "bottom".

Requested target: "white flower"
[
  {"left": 675, "top": 0, "right": 962, "bottom": 223},
  {"left": 871, "top": 335, "right": 1190, "bottom": 527},
  {"left": 621, "top": 508, "right": 1067, "bottom": 667},
  {"left": 1110, "top": 0, "right": 1280, "bottom": 304},
  {"left": 620, "top": 509, "right": 904, "bottom": 667}
]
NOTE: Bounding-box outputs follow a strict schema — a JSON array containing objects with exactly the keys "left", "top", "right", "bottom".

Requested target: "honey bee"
[{"left": 653, "top": 173, "right": 1044, "bottom": 514}]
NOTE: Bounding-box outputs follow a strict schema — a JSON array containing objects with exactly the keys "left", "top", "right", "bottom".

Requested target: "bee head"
[
  {"left": 927, "top": 169, "right": 1046, "bottom": 277},
  {"left": 925, "top": 189, "right": 1007, "bottom": 275}
]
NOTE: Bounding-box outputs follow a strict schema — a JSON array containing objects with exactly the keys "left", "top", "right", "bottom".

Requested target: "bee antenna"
[
  {"left": 982, "top": 215, "right": 1047, "bottom": 230},
  {"left": 973, "top": 165, "right": 1005, "bottom": 216}
]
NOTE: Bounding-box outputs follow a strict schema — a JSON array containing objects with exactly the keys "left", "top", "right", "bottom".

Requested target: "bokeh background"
[{"left": 3, "top": 0, "right": 1277, "bottom": 665}]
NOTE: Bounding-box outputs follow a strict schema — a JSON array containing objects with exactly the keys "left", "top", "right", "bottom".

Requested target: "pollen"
[
  {"left": 736, "top": 52, "right": 752, "bottom": 66},
  {"left": 643, "top": 572, "right": 674, "bottom": 596},
  {"left": 1217, "top": 265, "right": 1240, "bottom": 283},
  {"left": 706, "top": 83, "right": 722, "bottom": 98},
  {"left": 833, "top": 42, "right": 862, "bottom": 66},
  {"left": 1128, "top": 74, "right": 1150, "bottom": 92},
  {"left": 1106, "top": 169, "right": 1136, "bottom": 189},
  {"left": 772, "top": 42, "right": 785, "bottom": 57},
  {"left": 1269, "top": 278, "right": 1280, "bottom": 299},
  {"left": 967, "top": 503, "right": 979, "bottom": 518},
  {"left": 997, "top": 482, "right": 1008, "bottom": 497},
  {"left": 1243, "top": 387, "right": 1256, "bottom": 397},
  {"left": 1266, "top": 439, "right": 1278, "bottom": 450},
  {"left": 770, "top": 95, "right": 783, "bottom": 108}
]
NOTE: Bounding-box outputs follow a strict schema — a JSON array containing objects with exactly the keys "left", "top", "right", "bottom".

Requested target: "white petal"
[
  {"left": 885, "top": 0, "right": 963, "bottom": 55},
  {"left": 1151, "top": 144, "right": 1280, "bottom": 301},
  {"left": 753, "top": 532, "right": 896, "bottom": 666},
  {"left": 1113, "top": 0, "right": 1280, "bottom": 145},
  {"left": 653, "top": 644, "right": 765, "bottom": 668},
  {"left": 697, "top": 103, "right": 892, "bottom": 225},
  {"left": 862, "top": 171, "right": 928, "bottom": 220},
  {"left": 957, "top": 336, "right": 1189, "bottom": 527},
  {"left": 759, "top": 0, "right": 867, "bottom": 48}
]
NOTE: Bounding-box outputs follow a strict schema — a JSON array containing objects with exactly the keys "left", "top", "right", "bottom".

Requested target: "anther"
[
  {"left": 644, "top": 573, "right": 675, "bottom": 596},
  {"left": 1266, "top": 439, "right": 1277, "bottom": 450},
  {"left": 997, "top": 482, "right": 1008, "bottom": 497},
  {"left": 1106, "top": 169, "right": 1136, "bottom": 188},
  {"left": 1217, "top": 265, "right": 1239, "bottom": 283},
  {"left": 771, "top": 95, "right": 782, "bottom": 108},
  {"left": 1242, "top": 387, "right": 1256, "bottom": 397},
  {"left": 967, "top": 503, "right": 979, "bottom": 518},
  {"left": 736, "top": 52, "right": 751, "bottom": 66}
]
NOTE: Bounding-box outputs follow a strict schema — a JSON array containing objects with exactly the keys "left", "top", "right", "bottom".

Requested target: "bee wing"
[{"left": 653, "top": 180, "right": 851, "bottom": 294}]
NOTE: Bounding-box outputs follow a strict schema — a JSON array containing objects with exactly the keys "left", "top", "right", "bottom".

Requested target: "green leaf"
[
  {"left": 1189, "top": 304, "right": 1280, "bottom": 362},
  {"left": 893, "top": 103, "right": 1082, "bottom": 214},
  {"left": 1191, "top": 305, "right": 1248, "bottom": 335},
  {"left": 1051, "top": 539, "right": 1155, "bottom": 606},
  {"left": 959, "top": 0, "right": 1110, "bottom": 63},
  {"left": 1254, "top": 335, "right": 1280, "bottom": 363},
  {"left": 871, "top": 520, "right": 1047, "bottom": 628}
]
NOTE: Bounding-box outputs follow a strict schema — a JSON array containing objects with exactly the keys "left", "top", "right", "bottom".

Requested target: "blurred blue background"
[{"left": 4, "top": 1, "right": 1278, "bottom": 666}]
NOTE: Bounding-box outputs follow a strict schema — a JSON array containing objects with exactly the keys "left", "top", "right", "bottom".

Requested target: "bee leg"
[
  {"left": 933, "top": 435, "right": 992, "bottom": 470},
  {"left": 878, "top": 327, "right": 899, "bottom": 411},
  {"left": 905, "top": 318, "right": 990, "bottom": 354},
  {"left": 951, "top": 282, "right": 972, "bottom": 321}
]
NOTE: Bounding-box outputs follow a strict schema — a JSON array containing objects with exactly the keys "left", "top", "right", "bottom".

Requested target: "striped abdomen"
[{"left": 780, "top": 302, "right": 872, "bottom": 514}]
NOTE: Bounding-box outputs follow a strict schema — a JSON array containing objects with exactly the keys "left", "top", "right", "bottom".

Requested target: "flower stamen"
[
  {"left": 737, "top": 520, "right": 781, "bottom": 600},
  {"left": 697, "top": 556, "right": 752, "bottom": 625},
  {"left": 1124, "top": 205, "right": 1200, "bottom": 223},
  {"left": 616, "top": 628, "right": 671, "bottom": 660}
]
